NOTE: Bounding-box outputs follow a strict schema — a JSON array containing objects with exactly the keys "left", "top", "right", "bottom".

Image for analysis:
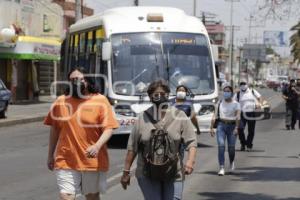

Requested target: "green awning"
[{"left": 0, "top": 52, "right": 60, "bottom": 61}]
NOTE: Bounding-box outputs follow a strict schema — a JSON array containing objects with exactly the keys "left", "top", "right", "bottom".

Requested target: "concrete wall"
[{"left": 0, "top": 0, "right": 64, "bottom": 38}]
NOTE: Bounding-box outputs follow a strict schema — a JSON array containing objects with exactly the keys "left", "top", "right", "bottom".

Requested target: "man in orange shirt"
[{"left": 45, "top": 67, "right": 119, "bottom": 200}]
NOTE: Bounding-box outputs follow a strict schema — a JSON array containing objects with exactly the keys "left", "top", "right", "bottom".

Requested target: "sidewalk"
[{"left": 0, "top": 96, "right": 53, "bottom": 127}]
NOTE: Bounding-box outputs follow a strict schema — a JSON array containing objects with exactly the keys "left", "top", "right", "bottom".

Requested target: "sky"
[{"left": 84, "top": 0, "right": 300, "bottom": 57}]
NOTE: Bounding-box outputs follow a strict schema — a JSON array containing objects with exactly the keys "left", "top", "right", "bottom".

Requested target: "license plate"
[{"left": 118, "top": 118, "right": 136, "bottom": 127}]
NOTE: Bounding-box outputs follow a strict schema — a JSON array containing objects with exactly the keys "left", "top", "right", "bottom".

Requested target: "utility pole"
[
  {"left": 248, "top": 14, "right": 254, "bottom": 43},
  {"left": 134, "top": 0, "right": 139, "bottom": 6},
  {"left": 225, "top": 0, "right": 239, "bottom": 87},
  {"left": 193, "top": 0, "right": 197, "bottom": 16},
  {"left": 199, "top": 11, "right": 217, "bottom": 25},
  {"left": 75, "top": 0, "right": 82, "bottom": 22},
  {"left": 245, "top": 14, "right": 264, "bottom": 44},
  {"left": 226, "top": 25, "right": 240, "bottom": 86}
]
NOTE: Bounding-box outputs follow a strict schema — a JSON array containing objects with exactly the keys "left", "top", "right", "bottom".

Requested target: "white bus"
[{"left": 63, "top": 7, "right": 218, "bottom": 134}]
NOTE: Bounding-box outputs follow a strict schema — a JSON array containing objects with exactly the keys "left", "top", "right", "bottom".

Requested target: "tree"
[{"left": 290, "top": 21, "right": 300, "bottom": 63}]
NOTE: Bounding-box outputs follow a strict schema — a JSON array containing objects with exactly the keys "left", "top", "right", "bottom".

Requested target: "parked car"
[
  {"left": 0, "top": 79, "right": 11, "bottom": 118},
  {"left": 255, "top": 80, "right": 266, "bottom": 88},
  {"left": 266, "top": 77, "right": 280, "bottom": 91}
]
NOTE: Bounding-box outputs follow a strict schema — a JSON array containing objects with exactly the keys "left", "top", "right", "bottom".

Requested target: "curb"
[{"left": 0, "top": 116, "right": 45, "bottom": 128}]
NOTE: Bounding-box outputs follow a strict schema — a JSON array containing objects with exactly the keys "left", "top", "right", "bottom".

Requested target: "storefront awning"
[{"left": 0, "top": 36, "right": 61, "bottom": 61}]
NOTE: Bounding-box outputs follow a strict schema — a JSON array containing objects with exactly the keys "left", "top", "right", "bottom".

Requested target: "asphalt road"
[
  {"left": 0, "top": 89, "right": 299, "bottom": 200},
  {"left": 0, "top": 122, "right": 127, "bottom": 200}
]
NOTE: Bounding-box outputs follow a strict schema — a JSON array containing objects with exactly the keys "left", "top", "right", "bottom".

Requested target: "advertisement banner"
[
  {"left": 243, "top": 44, "right": 267, "bottom": 62},
  {"left": 263, "top": 31, "right": 288, "bottom": 47}
]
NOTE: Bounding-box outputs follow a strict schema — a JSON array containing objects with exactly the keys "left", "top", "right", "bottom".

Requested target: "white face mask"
[
  {"left": 240, "top": 85, "right": 248, "bottom": 91},
  {"left": 176, "top": 91, "right": 186, "bottom": 99}
]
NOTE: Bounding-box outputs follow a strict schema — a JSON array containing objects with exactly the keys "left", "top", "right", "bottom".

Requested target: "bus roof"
[{"left": 69, "top": 6, "right": 208, "bottom": 36}]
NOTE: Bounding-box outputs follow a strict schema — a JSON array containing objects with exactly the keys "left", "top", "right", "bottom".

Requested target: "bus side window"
[
  {"left": 95, "top": 28, "right": 106, "bottom": 94},
  {"left": 87, "top": 31, "right": 96, "bottom": 74},
  {"left": 79, "top": 32, "right": 89, "bottom": 71},
  {"left": 71, "top": 34, "right": 79, "bottom": 68}
]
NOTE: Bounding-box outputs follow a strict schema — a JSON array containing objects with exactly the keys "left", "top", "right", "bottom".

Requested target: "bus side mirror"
[{"left": 102, "top": 41, "right": 112, "bottom": 61}]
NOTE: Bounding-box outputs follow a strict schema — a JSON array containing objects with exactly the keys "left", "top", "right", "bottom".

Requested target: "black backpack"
[{"left": 142, "top": 109, "right": 180, "bottom": 181}]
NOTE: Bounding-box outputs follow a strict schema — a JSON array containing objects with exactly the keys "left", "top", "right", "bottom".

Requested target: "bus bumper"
[{"left": 197, "top": 113, "right": 213, "bottom": 133}]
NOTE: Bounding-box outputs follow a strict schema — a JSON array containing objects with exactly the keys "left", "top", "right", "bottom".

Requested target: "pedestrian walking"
[
  {"left": 210, "top": 83, "right": 240, "bottom": 176},
  {"left": 120, "top": 80, "right": 197, "bottom": 200},
  {"left": 234, "top": 81, "right": 262, "bottom": 151},
  {"left": 282, "top": 79, "right": 300, "bottom": 130},
  {"left": 296, "top": 78, "right": 300, "bottom": 129},
  {"left": 45, "top": 67, "right": 119, "bottom": 200},
  {"left": 172, "top": 85, "right": 201, "bottom": 135}
]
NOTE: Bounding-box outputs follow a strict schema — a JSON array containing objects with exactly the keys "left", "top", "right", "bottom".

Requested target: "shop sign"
[{"left": 33, "top": 44, "right": 60, "bottom": 57}]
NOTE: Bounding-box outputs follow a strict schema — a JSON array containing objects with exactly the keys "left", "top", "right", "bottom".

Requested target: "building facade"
[
  {"left": 0, "top": 0, "right": 94, "bottom": 102},
  {"left": 52, "top": 0, "right": 94, "bottom": 36},
  {"left": 0, "top": 0, "right": 64, "bottom": 102}
]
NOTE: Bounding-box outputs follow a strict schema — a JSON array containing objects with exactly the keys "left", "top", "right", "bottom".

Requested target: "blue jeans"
[
  {"left": 137, "top": 177, "right": 183, "bottom": 200},
  {"left": 216, "top": 122, "right": 237, "bottom": 166}
]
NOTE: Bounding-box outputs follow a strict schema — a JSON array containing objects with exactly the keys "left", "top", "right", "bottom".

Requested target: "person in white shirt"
[
  {"left": 210, "top": 83, "right": 240, "bottom": 176},
  {"left": 234, "top": 81, "right": 262, "bottom": 151}
]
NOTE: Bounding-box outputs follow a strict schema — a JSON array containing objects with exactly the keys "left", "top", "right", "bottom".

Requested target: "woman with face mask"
[
  {"left": 172, "top": 85, "right": 201, "bottom": 135},
  {"left": 210, "top": 83, "right": 241, "bottom": 176},
  {"left": 120, "top": 80, "right": 197, "bottom": 200}
]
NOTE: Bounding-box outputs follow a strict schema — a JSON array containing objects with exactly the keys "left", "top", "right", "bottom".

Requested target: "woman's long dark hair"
[
  {"left": 176, "top": 84, "right": 194, "bottom": 98},
  {"left": 65, "top": 67, "right": 99, "bottom": 95}
]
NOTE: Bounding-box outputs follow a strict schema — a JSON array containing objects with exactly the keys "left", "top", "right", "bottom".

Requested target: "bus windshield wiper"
[{"left": 131, "top": 68, "right": 147, "bottom": 82}]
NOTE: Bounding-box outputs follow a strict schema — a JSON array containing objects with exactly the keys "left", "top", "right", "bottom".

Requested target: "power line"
[{"left": 240, "top": 1, "right": 251, "bottom": 14}]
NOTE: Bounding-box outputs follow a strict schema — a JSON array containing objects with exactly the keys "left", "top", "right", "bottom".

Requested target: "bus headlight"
[
  {"left": 198, "top": 105, "right": 215, "bottom": 116},
  {"left": 114, "top": 104, "right": 137, "bottom": 117}
]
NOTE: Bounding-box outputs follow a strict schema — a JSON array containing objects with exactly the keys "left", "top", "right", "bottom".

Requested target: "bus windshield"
[{"left": 111, "top": 32, "right": 215, "bottom": 96}]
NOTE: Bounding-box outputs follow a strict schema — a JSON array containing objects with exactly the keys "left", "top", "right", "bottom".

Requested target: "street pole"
[
  {"left": 194, "top": 0, "right": 197, "bottom": 16},
  {"left": 248, "top": 14, "right": 253, "bottom": 44},
  {"left": 75, "top": 0, "right": 82, "bottom": 22},
  {"left": 134, "top": 0, "right": 139, "bottom": 6},
  {"left": 225, "top": 0, "right": 239, "bottom": 87},
  {"left": 231, "top": 26, "right": 234, "bottom": 86},
  {"left": 238, "top": 47, "right": 242, "bottom": 84},
  {"left": 229, "top": 0, "right": 234, "bottom": 87}
]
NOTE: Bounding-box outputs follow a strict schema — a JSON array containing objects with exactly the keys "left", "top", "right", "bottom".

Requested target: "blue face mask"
[{"left": 223, "top": 91, "right": 232, "bottom": 100}]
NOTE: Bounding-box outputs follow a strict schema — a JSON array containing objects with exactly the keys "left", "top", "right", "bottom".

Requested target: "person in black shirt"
[
  {"left": 282, "top": 79, "right": 300, "bottom": 130},
  {"left": 296, "top": 79, "right": 300, "bottom": 129},
  {"left": 172, "top": 85, "right": 201, "bottom": 135}
]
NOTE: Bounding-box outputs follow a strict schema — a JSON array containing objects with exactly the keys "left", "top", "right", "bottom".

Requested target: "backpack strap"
[
  {"left": 145, "top": 108, "right": 180, "bottom": 131},
  {"left": 217, "top": 100, "right": 221, "bottom": 119},
  {"left": 252, "top": 89, "right": 258, "bottom": 99}
]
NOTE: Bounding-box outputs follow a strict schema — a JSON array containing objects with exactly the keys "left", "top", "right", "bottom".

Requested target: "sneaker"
[
  {"left": 286, "top": 125, "right": 290, "bottom": 130},
  {"left": 218, "top": 167, "right": 225, "bottom": 176},
  {"left": 246, "top": 147, "right": 252, "bottom": 152},
  {"left": 230, "top": 162, "right": 235, "bottom": 171}
]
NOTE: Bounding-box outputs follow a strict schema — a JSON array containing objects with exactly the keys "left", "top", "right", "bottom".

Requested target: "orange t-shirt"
[{"left": 44, "top": 94, "right": 119, "bottom": 171}]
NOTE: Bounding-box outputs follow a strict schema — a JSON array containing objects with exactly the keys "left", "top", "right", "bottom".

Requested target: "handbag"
[{"left": 213, "top": 101, "right": 221, "bottom": 128}]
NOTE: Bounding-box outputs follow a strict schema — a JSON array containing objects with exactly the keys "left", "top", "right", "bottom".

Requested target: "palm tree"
[{"left": 290, "top": 21, "right": 300, "bottom": 63}]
